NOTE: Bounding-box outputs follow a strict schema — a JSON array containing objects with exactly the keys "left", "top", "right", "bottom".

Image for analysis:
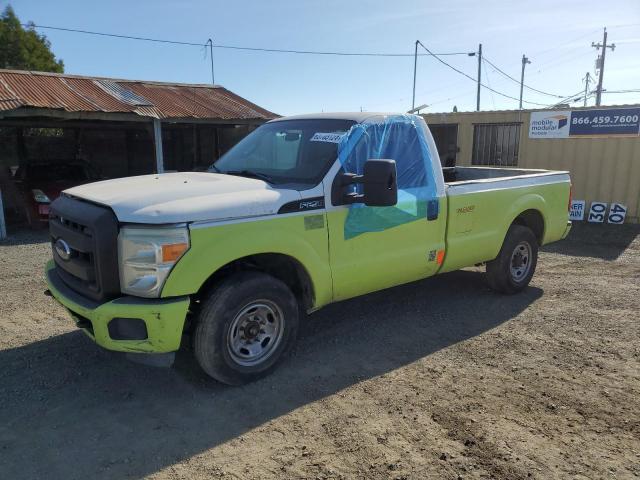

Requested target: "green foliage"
[{"left": 0, "top": 5, "right": 64, "bottom": 72}]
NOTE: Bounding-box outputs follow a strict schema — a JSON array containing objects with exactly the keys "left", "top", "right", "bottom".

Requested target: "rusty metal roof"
[{"left": 0, "top": 69, "right": 277, "bottom": 121}]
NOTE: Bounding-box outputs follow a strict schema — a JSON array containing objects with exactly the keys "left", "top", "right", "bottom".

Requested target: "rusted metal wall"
[{"left": 423, "top": 106, "right": 640, "bottom": 222}]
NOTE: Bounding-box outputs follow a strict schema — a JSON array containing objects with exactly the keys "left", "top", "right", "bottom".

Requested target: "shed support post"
[
  {"left": 153, "top": 118, "right": 164, "bottom": 174},
  {"left": 0, "top": 189, "right": 7, "bottom": 239}
]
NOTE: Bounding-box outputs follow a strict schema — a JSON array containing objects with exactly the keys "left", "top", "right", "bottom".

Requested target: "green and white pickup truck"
[{"left": 45, "top": 113, "right": 571, "bottom": 384}]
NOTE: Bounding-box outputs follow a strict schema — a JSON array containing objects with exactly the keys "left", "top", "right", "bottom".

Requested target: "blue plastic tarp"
[{"left": 337, "top": 114, "right": 437, "bottom": 239}]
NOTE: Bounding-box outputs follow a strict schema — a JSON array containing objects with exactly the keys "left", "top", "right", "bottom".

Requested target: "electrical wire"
[
  {"left": 532, "top": 47, "right": 594, "bottom": 72},
  {"left": 482, "top": 56, "right": 569, "bottom": 98},
  {"left": 601, "top": 89, "right": 640, "bottom": 94},
  {"left": 416, "top": 41, "right": 551, "bottom": 107},
  {"left": 24, "top": 23, "right": 473, "bottom": 57},
  {"left": 527, "top": 28, "right": 601, "bottom": 59},
  {"left": 22, "top": 23, "right": 205, "bottom": 46},
  {"left": 483, "top": 62, "right": 497, "bottom": 109},
  {"left": 24, "top": 22, "right": 628, "bottom": 108},
  {"left": 548, "top": 88, "right": 587, "bottom": 106}
]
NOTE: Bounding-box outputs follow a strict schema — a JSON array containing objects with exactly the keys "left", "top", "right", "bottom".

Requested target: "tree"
[{"left": 0, "top": 5, "right": 64, "bottom": 72}]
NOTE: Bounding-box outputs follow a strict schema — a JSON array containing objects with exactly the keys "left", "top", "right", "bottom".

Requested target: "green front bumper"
[{"left": 45, "top": 260, "right": 190, "bottom": 353}]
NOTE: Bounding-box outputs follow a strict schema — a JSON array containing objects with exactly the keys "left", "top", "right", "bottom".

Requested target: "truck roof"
[{"left": 269, "top": 112, "right": 402, "bottom": 123}]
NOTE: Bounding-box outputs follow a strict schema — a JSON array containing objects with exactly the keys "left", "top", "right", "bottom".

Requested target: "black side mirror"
[
  {"left": 362, "top": 159, "right": 397, "bottom": 206},
  {"left": 332, "top": 159, "right": 398, "bottom": 207}
]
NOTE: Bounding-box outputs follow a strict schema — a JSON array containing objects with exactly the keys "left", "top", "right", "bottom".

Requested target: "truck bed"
[
  {"left": 439, "top": 165, "right": 572, "bottom": 274},
  {"left": 443, "top": 166, "right": 565, "bottom": 185}
]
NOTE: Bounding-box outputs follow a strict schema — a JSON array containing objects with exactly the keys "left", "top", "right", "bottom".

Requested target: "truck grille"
[{"left": 49, "top": 195, "right": 120, "bottom": 302}]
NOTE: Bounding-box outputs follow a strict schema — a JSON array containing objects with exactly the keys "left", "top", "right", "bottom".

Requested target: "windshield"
[{"left": 210, "top": 119, "right": 354, "bottom": 185}]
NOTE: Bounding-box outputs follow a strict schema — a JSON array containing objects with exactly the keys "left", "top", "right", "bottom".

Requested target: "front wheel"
[
  {"left": 194, "top": 272, "right": 299, "bottom": 385},
  {"left": 486, "top": 225, "right": 539, "bottom": 294}
]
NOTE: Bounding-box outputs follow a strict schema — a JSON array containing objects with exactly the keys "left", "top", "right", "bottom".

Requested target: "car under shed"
[{"left": 0, "top": 68, "right": 277, "bottom": 232}]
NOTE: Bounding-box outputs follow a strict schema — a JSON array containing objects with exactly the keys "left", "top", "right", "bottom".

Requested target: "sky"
[{"left": 6, "top": 0, "right": 640, "bottom": 116}]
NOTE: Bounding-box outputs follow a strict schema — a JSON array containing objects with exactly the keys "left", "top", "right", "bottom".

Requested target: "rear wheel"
[
  {"left": 486, "top": 225, "right": 538, "bottom": 294},
  {"left": 194, "top": 271, "right": 299, "bottom": 385}
]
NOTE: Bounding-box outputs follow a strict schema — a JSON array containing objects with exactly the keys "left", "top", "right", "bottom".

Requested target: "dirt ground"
[{"left": 0, "top": 223, "right": 638, "bottom": 480}]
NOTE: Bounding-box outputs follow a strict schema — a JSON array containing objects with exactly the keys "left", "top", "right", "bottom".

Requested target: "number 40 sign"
[
  {"left": 608, "top": 203, "right": 627, "bottom": 224},
  {"left": 586, "top": 202, "right": 627, "bottom": 224}
]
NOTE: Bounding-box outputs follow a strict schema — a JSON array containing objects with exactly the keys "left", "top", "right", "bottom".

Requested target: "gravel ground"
[{"left": 0, "top": 223, "right": 638, "bottom": 480}]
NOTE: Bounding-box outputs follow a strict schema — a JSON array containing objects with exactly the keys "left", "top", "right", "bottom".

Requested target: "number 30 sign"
[{"left": 588, "top": 202, "right": 607, "bottom": 223}]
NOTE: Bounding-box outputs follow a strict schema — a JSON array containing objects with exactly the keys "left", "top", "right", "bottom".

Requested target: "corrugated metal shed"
[{"left": 0, "top": 69, "right": 277, "bottom": 121}]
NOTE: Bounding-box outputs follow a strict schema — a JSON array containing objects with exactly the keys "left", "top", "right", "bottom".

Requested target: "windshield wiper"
[{"left": 223, "top": 170, "right": 274, "bottom": 184}]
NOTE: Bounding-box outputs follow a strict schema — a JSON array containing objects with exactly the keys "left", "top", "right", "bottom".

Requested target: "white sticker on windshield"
[{"left": 310, "top": 132, "right": 346, "bottom": 143}]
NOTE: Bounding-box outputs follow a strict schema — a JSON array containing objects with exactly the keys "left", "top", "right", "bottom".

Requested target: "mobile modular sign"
[
  {"left": 529, "top": 110, "right": 571, "bottom": 138},
  {"left": 529, "top": 107, "right": 640, "bottom": 138}
]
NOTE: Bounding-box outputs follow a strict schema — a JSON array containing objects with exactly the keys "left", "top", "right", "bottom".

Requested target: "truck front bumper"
[{"left": 45, "top": 260, "right": 190, "bottom": 353}]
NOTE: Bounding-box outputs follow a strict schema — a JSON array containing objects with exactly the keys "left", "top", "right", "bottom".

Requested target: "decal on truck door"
[
  {"left": 304, "top": 215, "right": 325, "bottom": 230},
  {"left": 278, "top": 197, "right": 325, "bottom": 214}
]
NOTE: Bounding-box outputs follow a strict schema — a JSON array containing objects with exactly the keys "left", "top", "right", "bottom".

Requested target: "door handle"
[{"left": 427, "top": 199, "right": 439, "bottom": 221}]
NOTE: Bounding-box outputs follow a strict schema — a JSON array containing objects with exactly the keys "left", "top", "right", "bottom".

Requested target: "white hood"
[{"left": 64, "top": 172, "right": 302, "bottom": 224}]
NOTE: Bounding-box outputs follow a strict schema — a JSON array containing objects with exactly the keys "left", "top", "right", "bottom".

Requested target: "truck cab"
[{"left": 45, "top": 113, "right": 571, "bottom": 384}]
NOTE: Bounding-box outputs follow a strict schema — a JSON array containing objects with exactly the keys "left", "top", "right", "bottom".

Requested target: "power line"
[
  {"left": 213, "top": 43, "right": 471, "bottom": 57},
  {"left": 366, "top": 76, "right": 473, "bottom": 110},
  {"left": 482, "top": 56, "right": 568, "bottom": 98},
  {"left": 484, "top": 62, "right": 497, "bottom": 109},
  {"left": 527, "top": 28, "right": 601, "bottom": 59},
  {"left": 602, "top": 89, "right": 640, "bottom": 94},
  {"left": 608, "top": 23, "right": 640, "bottom": 29},
  {"left": 416, "top": 41, "right": 551, "bottom": 107},
  {"left": 527, "top": 49, "right": 596, "bottom": 78},
  {"left": 24, "top": 23, "right": 473, "bottom": 57},
  {"left": 23, "top": 23, "right": 205, "bottom": 46},
  {"left": 549, "top": 88, "right": 587, "bottom": 106}
]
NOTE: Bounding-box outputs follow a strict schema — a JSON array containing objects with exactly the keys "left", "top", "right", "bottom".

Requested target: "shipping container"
[{"left": 423, "top": 105, "right": 640, "bottom": 223}]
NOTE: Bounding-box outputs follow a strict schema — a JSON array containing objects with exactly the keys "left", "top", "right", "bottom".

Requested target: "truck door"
[{"left": 324, "top": 117, "right": 447, "bottom": 301}]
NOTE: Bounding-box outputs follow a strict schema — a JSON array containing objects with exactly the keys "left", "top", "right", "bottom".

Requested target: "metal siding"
[{"left": 424, "top": 107, "right": 640, "bottom": 222}]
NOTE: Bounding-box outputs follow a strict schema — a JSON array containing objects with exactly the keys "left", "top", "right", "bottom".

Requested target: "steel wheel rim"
[
  {"left": 510, "top": 240, "right": 532, "bottom": 282},
  {"left": 227, "top": 300, "right": 285, "bottom": 367}
]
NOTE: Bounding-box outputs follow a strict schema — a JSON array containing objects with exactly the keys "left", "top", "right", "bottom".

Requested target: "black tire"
[
  {"left": 486, "top": 224, "right": 539, "bottom": 294},
  {"left": 194, "top": 271, "right": 299, "bottom": 385}
]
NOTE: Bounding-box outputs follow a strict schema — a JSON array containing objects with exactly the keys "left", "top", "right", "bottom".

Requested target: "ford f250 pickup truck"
[{"left": 45, "top": 113, "right": 571, "bottom": 384}]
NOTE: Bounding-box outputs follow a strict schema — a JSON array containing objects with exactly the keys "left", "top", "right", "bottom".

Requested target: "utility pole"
[
  {"left": 583, "top": 72, "right": 592, "bottom": 107},
  {"left": 519, "top": 54, "right": 531, "bottom": 110},
  {"left": 476, "top": 43, "right": 482, "bottom": 111},
  {"left": 592, "top": 28, "right": 615, "bottom": 106},
  {"left": 412, "top": 40, "right": 419, "bottom": 111},
  {"left": 207, "top": 38, "right": 215, "bottom": 85}
]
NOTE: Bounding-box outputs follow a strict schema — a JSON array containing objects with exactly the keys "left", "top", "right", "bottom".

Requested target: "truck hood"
[{"left": 64, "top": 172, "right": 301, "bottom": 224}]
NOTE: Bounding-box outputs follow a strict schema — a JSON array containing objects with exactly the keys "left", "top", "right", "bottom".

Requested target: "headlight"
[{"left": 118, "top": 226, "right": 190, "bottom": 298}]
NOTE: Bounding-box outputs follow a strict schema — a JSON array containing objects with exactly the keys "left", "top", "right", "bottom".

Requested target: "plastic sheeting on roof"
[
  {"left": 94, "top": 80, "right": 153, "bottom": 106},
  {"left": 337, "top": 114, "right": 437, "bottom": 240}
]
